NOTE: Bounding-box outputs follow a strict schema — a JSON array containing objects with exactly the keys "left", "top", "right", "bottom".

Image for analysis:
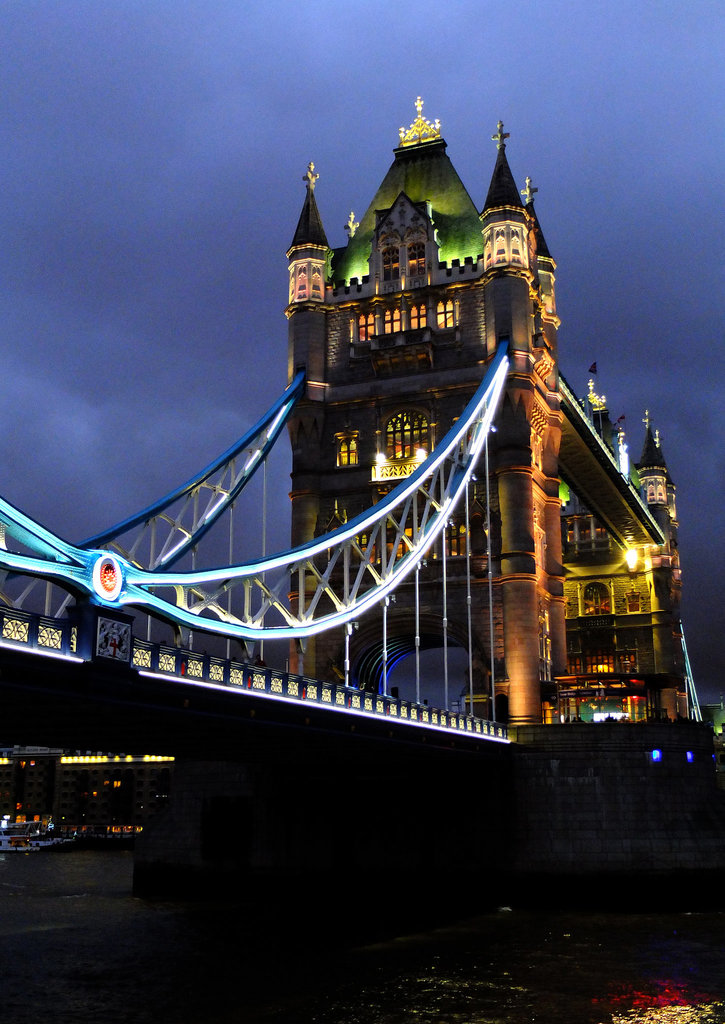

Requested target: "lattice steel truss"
[{"left": 0, "top": 347, "right": 508, "bottom": 642}]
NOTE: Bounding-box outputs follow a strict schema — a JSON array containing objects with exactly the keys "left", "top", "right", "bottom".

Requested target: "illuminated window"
[
  {"left": 495, "top": 228, "right": 506, "bottom": 263},
  {"left": 358, "top": 312, "right": 375, "bottom": 341},
  {"left": 583, "top": 582, "right": 611, "bottom": 615},
  {"left": 584, "top": 649, "right": 614, "bottom": 673},
  {"left": 436, "top": 300, "right": 455, "bottom": 329},
  {"left": 336, "top": 435, "right": 358, "bottom": 468},
  {"left": 446, "top": 522, "right": 467, "bottom": 556},
  {"left": 408, "top": 242, "right": 425, "bottom": 277},
  {"left": 385, "top": 411, "right": 430, "bottom": 461},
  {"left": 383, "top": 307, "right": 402, "bottom": 334},
  {"left": 409, "top": 304, "right": 427, "bottom": 329},
  {"left": 382, "top": 246, "right": 399, "bottom": 281},
  {"left": 510, "top": 228, "right": 522, "bottom": 264}
]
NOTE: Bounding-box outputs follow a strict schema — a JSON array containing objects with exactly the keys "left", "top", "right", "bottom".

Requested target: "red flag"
[{"left": 588, "top": 362, "right": 597, "bottom": 374}]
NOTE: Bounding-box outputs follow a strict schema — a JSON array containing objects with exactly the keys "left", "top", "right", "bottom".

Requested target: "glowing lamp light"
[
  {"left": 375, "top": 452, "right": 386, "bottom": 465},
  {"left": 651, "top": 749, "right": 662, "bottom": 763},
  {"left": 415, "top": 448, "right": 427, "bottom": 461},
  {"left": 625, "top": 548, "right": 638, "bottom": 571},
  {"left": 92, "top": 554, "right": 123, "bottom": 602}
]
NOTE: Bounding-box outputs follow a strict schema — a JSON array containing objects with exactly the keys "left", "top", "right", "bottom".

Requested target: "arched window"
[
  {"left": 336, "top": 435, "right": 358, "bottom": 468},
  {"left": 383, "top": 308, "right": 402, "bottom": 334},
  {"left": 382, "top": 246, "right": 399, "bottom": 282},
  {"left": 358, "top": 313, "right": 375, "bottom": 340},
  {"left": 436, "top": 300, "right": 455, "bottom": 329},
  {"left": 385, "top": 411, "right": 429, "bottom": 461},
  {"left": 409, "top": 304, "right": 427, "bottom": 330},
  {"left": 311, "top": 267, "right": 322, "bottom": 299},
  {"left": 407, "top": 242, "right": 425, "bottom": 277},
  {"left": 583, "top": 582, "right": 611, "bottom": 616}
]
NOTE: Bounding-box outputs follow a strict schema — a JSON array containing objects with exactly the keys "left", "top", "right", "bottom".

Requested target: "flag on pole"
[{"left": 588, "top": 362, "right": 597, "bottom": 374}]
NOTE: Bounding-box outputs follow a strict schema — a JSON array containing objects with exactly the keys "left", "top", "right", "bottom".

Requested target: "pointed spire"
[
  {"left": 638, "top": 413, "right": 668, "bottom": 470},
  {"left": 520, "top": 174, "right": 552, "bottom": 259},
  {"left": 289, "top": 161, "right": 329, "bottom": 250},
  {"left": 483, "top": 120, "right": 524, "bottom": 212}
]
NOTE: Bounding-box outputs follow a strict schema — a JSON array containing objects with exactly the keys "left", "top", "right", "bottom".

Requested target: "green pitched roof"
[{"left": 331, "top": 138, "right": 483, "bottom": 284}]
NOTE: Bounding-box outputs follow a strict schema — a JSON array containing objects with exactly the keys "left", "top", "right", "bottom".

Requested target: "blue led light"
[{"left": 651, "top": 749, "right": 662, "bottom": 762}]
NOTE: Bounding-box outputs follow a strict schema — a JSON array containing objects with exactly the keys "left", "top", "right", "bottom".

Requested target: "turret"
[
  {"left": 637, "top": 412, "right": 677, "bottom": 538},
  {"left": 286, "top": 162, "right": 329, "bottom": 387}
]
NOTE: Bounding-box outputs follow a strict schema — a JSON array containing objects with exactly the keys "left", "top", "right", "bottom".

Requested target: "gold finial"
[
  {"left": 492, "top": 120, "right": 510, "bottom": 150},
  {"left": 521, "top": 176, "right": 538, "bottom": 204},
  {"left": 398, "top": 96, "right": 441, "bottom": 147},
  {"left": 643, "top": 409, "right": 650, "bottom": 431},
  {"left": 303, "top": 161, "right": 319, "bottom": 191},
  {"left": 654, "top": 428, "right": 661, "bottom": 448},
  {"left": 587, "top": 379, "right": 606, "bottom": 412},
  {"left": 344, "top": 211, "right": 359, "bottom": 239}
]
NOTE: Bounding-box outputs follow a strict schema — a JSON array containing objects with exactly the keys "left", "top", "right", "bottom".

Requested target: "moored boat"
[{"left": 0, "top": 819, "right": 75, "bottom": 852}]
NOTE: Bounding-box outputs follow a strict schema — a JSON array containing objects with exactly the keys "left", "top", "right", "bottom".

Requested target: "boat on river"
[{"left": 0, "top": 820, "right": 75, "bottom": 852}]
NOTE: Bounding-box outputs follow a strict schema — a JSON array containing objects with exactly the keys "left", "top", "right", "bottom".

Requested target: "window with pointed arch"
[
  {"left": 407, "top": 242, "right": 426, "bottom": 278},
  {"left": 382, "top": 246, "right": 400, "bottom": 282},
  {"left": 583, "top": 582, "right": 611, "bottom": 616},
  {"left": 409, "top": 304, "right": 427, "bottom": 330},
  {"left": 383, "top": 307, "right": 402, "bottom": 334},
  {"left": 357, "top": 312, "right": 375, "bottom": 341},
  {"left": 445, "top": 521, "right": 467, "bottom": 557},
  {"left": 336, "top": 434, "right": 359, "bottom": 468},
  {"left": 436, "top": 300, "right": 455, "bottom": 329},
  {"left": 385, "top": 410, "right": 430, "bottom": 461}
]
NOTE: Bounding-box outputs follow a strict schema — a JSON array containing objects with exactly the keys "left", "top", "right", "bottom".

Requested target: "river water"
[{"left": 1, "top": 850, "right": 725, "bottom": 1024}]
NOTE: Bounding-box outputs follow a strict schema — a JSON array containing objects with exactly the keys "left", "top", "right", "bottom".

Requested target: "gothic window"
[
  {"left": 408, "top": 242, "right": 425, "bottom": 277},
  {"left": 382, "top": 246, "right": 400, "bottom": 282},
  {"left": 409, "top": 304, "right": 427, "bottom": 329},
  {"left": 358, "top": 313, "right": 375, "bottom": 341},
  {"left": 383, "top": 307, "right": 402, "bottom": 334},
  {"left": 436, "top": 300, "right": 455, "bottom": 329},
  {"left": 510, "top": 229, "right": 522, "bottom": 264},
  {"left": 626, "top": 591, "right": 641, "bottom": 613},
  {"left": 583, "top": 582, "right": 611, "bottom": 616},
  {"left": 336, "top": 435, "right": 358, "bottom": 468},
  {"left": 295, "top": 267, "right": 307, "bottom": 299},
  {"left": 495, "top": 228, "right": 507, "bottom": 263},
  {"left": 385, "top": 411, "right": 430, "bottom": 461},
  {"left": 311, "top": 267, "right": 322, "bottom": 300},
  {"left": 445, "top": 522, "right": 467, "bottom": 557}
]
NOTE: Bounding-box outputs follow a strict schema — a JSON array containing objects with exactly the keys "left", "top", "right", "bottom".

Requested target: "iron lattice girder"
[
  {"left": 558, "top": 374, "right": 664, "bottom": 548},
  {"left": 0, "top": 347, "right": 508, "bottom": 641},
  {"left": 82, "top": 370, "right": 306, "bottom": 569}
]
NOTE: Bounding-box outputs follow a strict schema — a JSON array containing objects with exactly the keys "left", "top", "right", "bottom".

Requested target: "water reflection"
[{"left": 611, "top": 1005, "right": 725, "bottom": 1023}]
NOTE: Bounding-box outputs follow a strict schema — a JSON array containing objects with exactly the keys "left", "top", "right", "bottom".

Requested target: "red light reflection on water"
[{"left": 597, "top": 979, "right": 714, "bottom": 1010}]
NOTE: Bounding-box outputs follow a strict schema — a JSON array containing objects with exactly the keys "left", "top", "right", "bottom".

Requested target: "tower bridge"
[{"left": 0, "top": 101, "right": 714, "bottom": 908}]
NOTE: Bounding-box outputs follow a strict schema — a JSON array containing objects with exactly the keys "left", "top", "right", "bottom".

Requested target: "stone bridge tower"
[{"left": 286, "top": 101, "right": 565, "bottom": 725}]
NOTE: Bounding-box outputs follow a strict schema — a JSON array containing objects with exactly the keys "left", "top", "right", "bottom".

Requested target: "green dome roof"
[{"left": 332, "top": 138, "right": 484, "bottom": 285}]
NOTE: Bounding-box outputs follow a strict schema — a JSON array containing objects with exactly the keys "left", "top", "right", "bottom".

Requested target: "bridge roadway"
[{"left": 0, "top": 638, "right": 508, "bottom": 762}]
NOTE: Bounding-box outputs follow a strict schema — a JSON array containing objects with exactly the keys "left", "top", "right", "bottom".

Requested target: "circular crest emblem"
[{"left": 92, "top": 554, "right": 124, "bottom": 602}]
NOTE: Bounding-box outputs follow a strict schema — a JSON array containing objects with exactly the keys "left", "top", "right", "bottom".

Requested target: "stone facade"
[{"left": 286, "top": 104, "right": 563, "bottom": 725}]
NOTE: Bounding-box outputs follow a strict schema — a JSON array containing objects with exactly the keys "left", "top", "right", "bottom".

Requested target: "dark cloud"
[{"left": 1, "top": 1, "right": 722, "bottom": 699}]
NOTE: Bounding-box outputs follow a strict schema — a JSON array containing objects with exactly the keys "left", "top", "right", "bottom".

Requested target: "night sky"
[{"left": 1, "top": 3, "right": 722, "bottom": 701}]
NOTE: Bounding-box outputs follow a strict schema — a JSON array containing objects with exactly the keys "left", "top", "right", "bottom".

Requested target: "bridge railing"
[
  {"left": 130, "top": 637, "right": 507, "bottom": 741},
  {"left": 0, "top": 606, "right": 507, "bottom": 742}
]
